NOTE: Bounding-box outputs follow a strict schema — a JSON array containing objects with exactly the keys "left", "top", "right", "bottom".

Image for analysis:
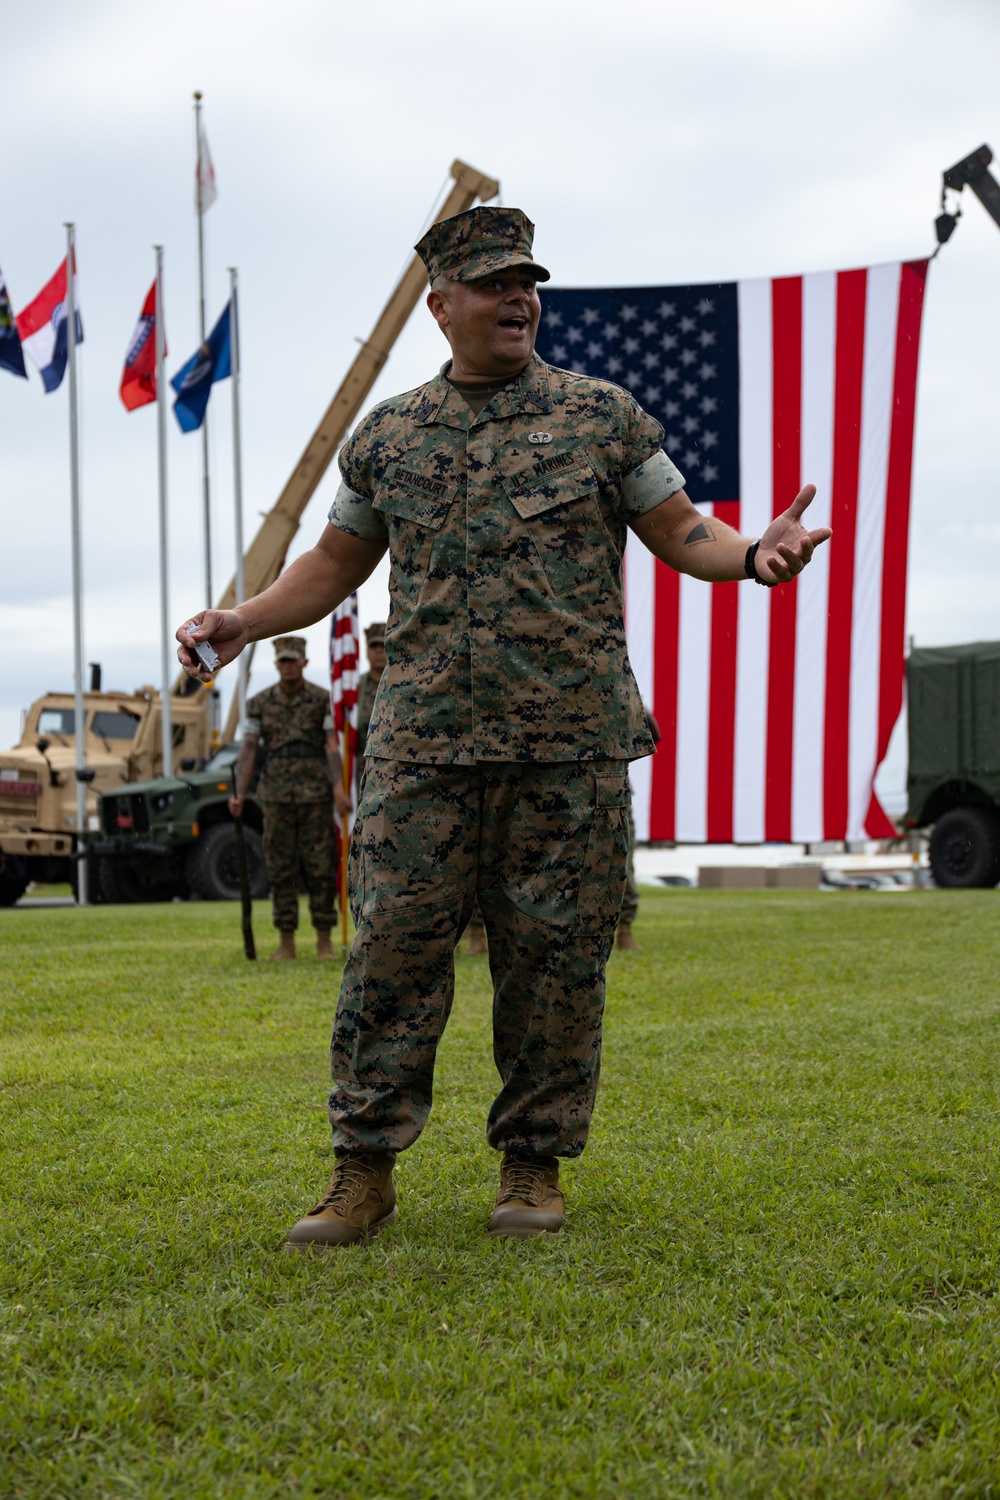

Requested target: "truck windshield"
[
  {"left": 38, "top": 709, "right": 75, "bottom": 736},
  {"left": 91, "top": 711, "right": 140, "bottom": 740}
]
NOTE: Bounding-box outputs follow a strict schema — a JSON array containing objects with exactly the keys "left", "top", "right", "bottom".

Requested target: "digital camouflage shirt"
[
  {"left": 356, "top": 670, "right": 382, "bottom": 769},
  {"left": 244, "top": 679, "right": 334, "bottom": 804},
  {"left": 329, "top": 353, "right": 684, "bottom": 764}
]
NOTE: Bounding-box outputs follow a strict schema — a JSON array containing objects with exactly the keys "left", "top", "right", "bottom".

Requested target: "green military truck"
[
  {"left": 86, "top": 745, "right": 269, "bottom": 904},
  {"left": 0, "top": 679, "right": 215, "bottom": 906},
  {"left": 906, "top": 640, "right": 1000, "bottom": 887}
]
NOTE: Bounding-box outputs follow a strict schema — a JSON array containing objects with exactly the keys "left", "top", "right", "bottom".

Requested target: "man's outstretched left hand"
[{"left": 755, "top": 485, "right": 831, "bottom": 585}]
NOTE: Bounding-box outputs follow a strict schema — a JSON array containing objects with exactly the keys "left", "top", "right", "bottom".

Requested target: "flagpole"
[
  {"left": 193, "top": 91, "right": 212, "bottom": 610},
  {"left": 65, "top": 222, "right": 87, "bottom": 906},
  {"left": 155, "top": 246, "right": 173, "bottom": 776},
  {"left": 228, "top": 268, "right": 247, "bottom": 733}
]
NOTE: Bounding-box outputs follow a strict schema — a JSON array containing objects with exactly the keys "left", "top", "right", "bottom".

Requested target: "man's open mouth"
[{"left": 498, "top": 317, "right": 528, "bottom": 330}]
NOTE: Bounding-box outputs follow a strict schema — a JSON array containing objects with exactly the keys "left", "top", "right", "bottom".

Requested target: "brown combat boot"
[
  {"left": 268, "top": 931, "right": 297, "bottom": 961},
  {"left": 466, "top": 924, "right": 487, "bottom": 956},
  {"left": 285, "top": 1151, "right": 397, "bottom": 1251},
  {"left": 616, "top": 921, "right": 639, "bottom": 951},
  {"left": 315, "top": 929, "right": 335, "bottom": 960},
  {"left": 488, "top": 1153, "right": 564, "bottom": 1238}
]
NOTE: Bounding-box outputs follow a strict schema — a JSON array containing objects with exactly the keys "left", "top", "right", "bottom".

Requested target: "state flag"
[
  {"left": 0, "top": 261, "right": 26, "bottom": 378},
  {"left": 535, "top": 259, "right": 929, "bottom": 845},
  {"left": 120, "top": 280, "right": 166, "bottom": 411},
  {"left": 170, "top": 301, "right": 231, "bottom": 433},
  {"left": 15, "top": 254, "right": 83, "bottom": 393}
]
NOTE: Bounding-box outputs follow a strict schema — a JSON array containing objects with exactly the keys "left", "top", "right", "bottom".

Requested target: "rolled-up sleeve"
[
  {"left": 621, "top": 450, "right": 686, "bottom": 520},
  {"left": 327, "top": 480, "right": 388, "bottom": 541}
]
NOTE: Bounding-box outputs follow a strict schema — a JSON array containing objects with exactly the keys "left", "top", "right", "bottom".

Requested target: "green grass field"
[{"left": 3, "top": 888, "right": 1000, "bottom": 1498}]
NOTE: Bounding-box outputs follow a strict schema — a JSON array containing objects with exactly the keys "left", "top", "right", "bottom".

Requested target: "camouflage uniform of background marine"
[
  {"left": 245, "top": 655, "right": 338, "bottom": 935},
  {"left": 327, "top": 207, "right": 685, "bottom": 1161}
]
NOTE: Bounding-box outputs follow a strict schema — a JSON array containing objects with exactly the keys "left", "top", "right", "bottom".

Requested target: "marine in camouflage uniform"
[
  {"left": 238, "top": 638, "right": 339, "bottom": 952},
  {"left": 325, "top": 211, "right": 682, "bottom": 1179},
  {"left": 178, "top": 204, "right": 828, "bottom": 1244}
]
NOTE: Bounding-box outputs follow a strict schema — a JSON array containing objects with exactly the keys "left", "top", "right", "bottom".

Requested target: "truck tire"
[
  {"left": 928, "top": 807, "right": 1000, "bottom": 889},
  {"left": 95, "top": 856, "right": 180, "bottom": 905},
  {"left": 185, "top": 822, "right": 269, "bottom": 901},
  {"left": 0, "top": 855, "right": 30, "bottom": 907}
]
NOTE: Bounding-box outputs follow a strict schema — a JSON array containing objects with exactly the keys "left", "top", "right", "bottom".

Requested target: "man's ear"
[{"left": 427, "top": 287, "right": 451, "bottom": 336}]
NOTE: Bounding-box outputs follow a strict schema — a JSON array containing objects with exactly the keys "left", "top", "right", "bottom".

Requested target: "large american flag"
[{"left": 535, "top": 260, "right": 929, "bottom": 844}]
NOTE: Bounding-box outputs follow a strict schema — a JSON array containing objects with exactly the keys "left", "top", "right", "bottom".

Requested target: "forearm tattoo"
[{"left": 683, "top": 521, "right": 717, "bottom": 547}]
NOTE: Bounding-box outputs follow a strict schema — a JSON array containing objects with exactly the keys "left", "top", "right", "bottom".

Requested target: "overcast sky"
[{"left": 2, "top": 0, "right": 998, "bottom": 809}]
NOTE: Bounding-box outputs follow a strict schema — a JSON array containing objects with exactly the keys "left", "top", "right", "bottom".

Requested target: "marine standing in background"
[
  {"left": 228, "top": 637, "right": 350, "bottom": 962},
  {"left": 355, "top": 622, "right": 386, "bottom": 796}
]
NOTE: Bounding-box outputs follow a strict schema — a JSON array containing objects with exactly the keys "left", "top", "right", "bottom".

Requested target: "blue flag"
[
  {"left": 0, "top": 261, "right": 26, "bottom": 378},
  {"left": 170, "top": 300, "right": 231, "bottom": 432}
]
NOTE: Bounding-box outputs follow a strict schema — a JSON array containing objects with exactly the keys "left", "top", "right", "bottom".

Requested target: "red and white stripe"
[
  {"left": 626, "top": 259, "right": 928, "bottom": 845},
  {"left": 330, "top": 594, "right": 360, "bottom": 820}
]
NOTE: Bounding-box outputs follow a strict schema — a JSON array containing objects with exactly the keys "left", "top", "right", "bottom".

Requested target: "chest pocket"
[
  {"left": 501, "top": 462, "right": 611, "bottom": 597},
  {"left": 373, "top": 464, "right": 458, "bottom": 594}
]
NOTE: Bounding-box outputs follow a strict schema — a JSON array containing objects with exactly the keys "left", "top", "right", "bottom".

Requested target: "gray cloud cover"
[{"left": 1, "top": 0, "right": 997, "bottom": 805}]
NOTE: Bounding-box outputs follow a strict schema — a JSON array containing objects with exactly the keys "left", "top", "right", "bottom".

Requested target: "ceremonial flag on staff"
[
  {"left": 330, "top": 594, "right": 360, "bottom": 818},
  {"left": 170, "top": 300, "right": 230, "bottom": 432},
  {"left": 535, "top": 259, "right": 929, "bottom": 844},
  {"left": 15, "top": 254, "right": 84, "bottom": 392},
  {"left": 331, "top": 594, "right": 360, "bottom": 953},
  {"left": 120, "top": 280, "right": 166, "bottom": 411},
  {"left": 0, "top": 261, "right": 26, "bottom": 377},
  {"left": 195, "top": 118, "right": 218, "bottom": 213}
]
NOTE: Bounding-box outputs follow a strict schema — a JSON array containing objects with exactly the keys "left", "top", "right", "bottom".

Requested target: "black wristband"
[{"left": 744, "top": 540, "right": 776, "bottom": 587}]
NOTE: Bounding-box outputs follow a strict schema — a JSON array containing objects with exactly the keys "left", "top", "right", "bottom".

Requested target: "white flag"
[{"left": 195, "top": 122, "right": 218, "bottom": 213}]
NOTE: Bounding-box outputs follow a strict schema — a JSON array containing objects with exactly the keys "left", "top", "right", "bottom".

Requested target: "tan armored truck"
[
  {"left": 0, "top": 676, "right": 214, "bottom": 905},
  {"left": 0, "top": 159, "right": 499, "bottom": 908}
]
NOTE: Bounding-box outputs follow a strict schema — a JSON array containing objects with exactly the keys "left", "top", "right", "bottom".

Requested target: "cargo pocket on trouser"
[
  {"left": 346, "top": 814, "right": 369, "bottom": 929},
  {"left": 575, "top": 772, "right": 631, "bottom": 936}
]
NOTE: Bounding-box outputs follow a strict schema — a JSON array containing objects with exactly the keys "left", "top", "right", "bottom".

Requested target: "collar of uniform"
[{"left": 409, "top": 354, "right": 554, "bottom": 428}]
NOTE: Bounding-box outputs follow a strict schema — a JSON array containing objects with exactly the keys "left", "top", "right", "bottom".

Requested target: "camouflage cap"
[
  {"left": 273, "top": 636, "right": 307, "bottom": 661},
  {"left": 415, "top": 207, "right": 550, "bottom": 285},
  {"left": 365, "top": 622, "right": 386, "bottom": 645}
]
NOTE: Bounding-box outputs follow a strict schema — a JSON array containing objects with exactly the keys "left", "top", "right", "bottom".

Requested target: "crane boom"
[
  {"left": 214, "top": 158, "right": 500, "bottom": 735},
  {"left": 172, "top": 158, "right": 500, "bottom": 737},
  {"left": 943, "top": 144, "right": 1000, "bottom": 231}
]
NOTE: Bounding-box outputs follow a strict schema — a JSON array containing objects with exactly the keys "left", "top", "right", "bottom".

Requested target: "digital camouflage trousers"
[
  {"left": 261, "top": 799, "right": 337, "bottom": 932},
  {"left": 620, "top": 803, "right": 639, "bottom": 925},
  {"left": 328, "top": 758, "right": 631, "bottom": 1159}
]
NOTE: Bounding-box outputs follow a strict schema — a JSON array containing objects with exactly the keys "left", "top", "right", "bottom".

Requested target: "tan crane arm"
[{"left": 172, "top": 158, "right": 500, "bottom": 738}]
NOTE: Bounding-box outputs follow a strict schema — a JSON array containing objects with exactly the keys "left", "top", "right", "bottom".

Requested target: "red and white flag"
[
  {"left": 120, "top": 280, "right": 165, "bottom": 411},
  {"left": 15, "top": 253, "right": 83, "bottom": 393},
  {"left": 195, "top": 120, "right": 217, "bottom": 214},
  {"left": 330, "top": 594, "right": 360, "bottom": 821},
  {"left": 537, "top": 258, "right": 929, "bottom": 844}
]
